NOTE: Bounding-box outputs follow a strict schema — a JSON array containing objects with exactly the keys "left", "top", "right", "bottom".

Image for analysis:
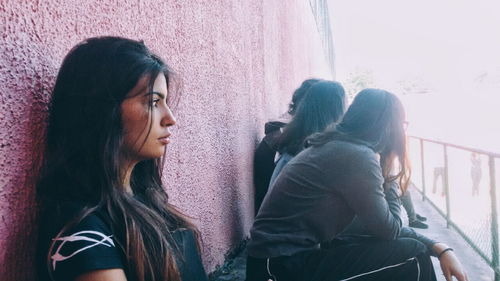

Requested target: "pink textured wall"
[{"left": 0, "top": 0, "right": 332, "bottom": 279}]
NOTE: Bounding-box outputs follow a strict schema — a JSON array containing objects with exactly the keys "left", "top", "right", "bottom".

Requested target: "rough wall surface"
[{"left": 0, "top": 0, "right": 332, "bottom": 279}]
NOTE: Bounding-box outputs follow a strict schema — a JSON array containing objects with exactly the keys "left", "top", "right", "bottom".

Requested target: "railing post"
[
  {"left": 420, "top": 139, "right": 426, "bottom": 201},
  {"left": 489, "top": 156, "right": 500, "bottom": 281},
  {"left": 409, "top": 136, "right": 500, "bottom": 276},
  {"left": 443, "top": 144, "right": 451, "bottom": 228}
]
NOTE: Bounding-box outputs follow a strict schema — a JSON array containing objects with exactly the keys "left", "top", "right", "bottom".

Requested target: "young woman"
[
  {"left": 246, "top": 89, "right": 468, "bottom": 281},
  {"left": 36, "top": 37, "right": 207, "bottom": 281},
  {"left": 253, "top": 78, "right": 321, "bottom": 213},
  {"left": 267, "top": 80, "right": 346, "bottom": 189}
]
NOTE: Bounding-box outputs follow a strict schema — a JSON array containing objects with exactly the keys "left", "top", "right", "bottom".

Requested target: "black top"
[
  {"left": 37, "top": 201, "right": 207, "bottom": 281},
  {"left": 37, "top": 202, "right": 124, "bottom": 281}
]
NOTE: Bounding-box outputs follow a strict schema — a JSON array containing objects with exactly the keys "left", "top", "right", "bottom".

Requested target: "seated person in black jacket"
[{"left": 253, "top": 78, "right": 320, "bottom": 214}]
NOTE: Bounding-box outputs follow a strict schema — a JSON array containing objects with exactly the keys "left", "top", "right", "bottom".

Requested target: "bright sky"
[{"left": 328, "top": 0, "right": 500, "bottom": 152}]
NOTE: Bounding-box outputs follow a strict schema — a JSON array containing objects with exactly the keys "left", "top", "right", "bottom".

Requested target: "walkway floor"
[
  {"left": 212, "top": 187, "right": 495, "bottom": 281},
  {"left": 409, "top": 188, "right": 495, "bottom": 281}
]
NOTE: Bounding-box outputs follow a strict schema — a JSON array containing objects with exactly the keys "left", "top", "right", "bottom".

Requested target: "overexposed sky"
[
  {"left": 328, "top": 0, "right": 500, "bottom": 151},
  {"left": 329, "top": 0, "right": 500, "bottom": 88}
]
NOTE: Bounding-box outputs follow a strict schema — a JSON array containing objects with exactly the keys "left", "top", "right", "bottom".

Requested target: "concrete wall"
[{"left": 0, "top": 0, "right": 332, "bottom": 279}]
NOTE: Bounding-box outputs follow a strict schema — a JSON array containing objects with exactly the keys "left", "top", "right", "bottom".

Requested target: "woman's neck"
[{"left": 122, "top": 160, "right": 137, "bottom": 194}]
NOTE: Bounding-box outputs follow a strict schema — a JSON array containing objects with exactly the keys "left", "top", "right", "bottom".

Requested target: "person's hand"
[
  {"left": 433, "top": 243, "right": 468, "bottom": 281},
  {"left": 438, "top": 250, "right": 468, "bottom": 281}
]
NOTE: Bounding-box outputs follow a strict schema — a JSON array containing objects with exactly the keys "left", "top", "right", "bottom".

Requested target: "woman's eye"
[{"left": 152, "top": 99, "right": 160, "bottom": 107}]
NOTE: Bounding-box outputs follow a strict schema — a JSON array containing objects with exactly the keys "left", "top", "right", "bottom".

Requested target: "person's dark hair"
[
  {"left": 288, "top": 78, "right": 321, "bottom": 115},
  {"left": 307, "top": 88, "right": 411, "bottom": 192},
  {"left": 279, "top": 80, "right": 346, "bottom": 155},
  {"left": 37, "top": 36, "right": 195, "bottom": 281}
]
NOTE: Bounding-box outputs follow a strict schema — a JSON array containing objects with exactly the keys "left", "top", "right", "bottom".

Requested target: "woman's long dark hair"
[
  {"left": 307, "top": 88, "right": 411, "bottom": 192},
  {"left": 37, "top": 37, "right": 196, "bottom": 281},
  {"left": 278, "top": 80, "right": 346, "bottom": 155},
  {"left": 288, "top": 78, "right": 321, "bottom": 115}
]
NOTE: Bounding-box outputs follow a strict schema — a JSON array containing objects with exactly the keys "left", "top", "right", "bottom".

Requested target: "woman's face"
[{"left": 121, "top": 73, "right": 176, "bottom": 162}]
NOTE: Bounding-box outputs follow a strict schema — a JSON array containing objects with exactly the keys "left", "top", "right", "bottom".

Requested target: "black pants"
[
  {"left": 246, "top": 237, "right": 437, "bottom": 281},
  {"left": 401, "top": 190, "right": 417, "bottom": 222}
]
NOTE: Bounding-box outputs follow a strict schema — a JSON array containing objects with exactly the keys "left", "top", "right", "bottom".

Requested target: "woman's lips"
[{"left": 158, "top": 135, "right": 171, "bottom": 144}]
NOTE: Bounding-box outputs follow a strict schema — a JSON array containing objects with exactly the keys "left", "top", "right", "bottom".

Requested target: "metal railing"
[{"left": 410, "top": 135, "right": 500, "bottom": 280}]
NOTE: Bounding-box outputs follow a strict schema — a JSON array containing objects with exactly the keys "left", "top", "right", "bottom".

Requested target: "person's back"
[
  {"left": 249, "top": 140, "right": 399, "bottom": 258},
  {"left": 253, "top": 79, "right": 321, "bottom": 214},
  {"left": 267, "top": 80, "right": 347, "bottom": 193},
  {"left": 246, "top": 89, "right": 468, "bottom": 281}
]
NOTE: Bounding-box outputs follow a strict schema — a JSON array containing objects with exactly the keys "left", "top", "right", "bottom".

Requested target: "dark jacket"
[
  {"left": 253, "top": 120, "right": 287, "bottom": 214},
  {"left": 248, "top": 140, "right": 402, "bottom": 258}
]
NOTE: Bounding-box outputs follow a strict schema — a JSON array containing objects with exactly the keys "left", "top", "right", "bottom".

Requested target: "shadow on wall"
[
  {"left": 0, "top": 38, "right": 56, "bottom": 279},
  {"left": 228, "top": 155, "right": 246, "bottom": 245}
]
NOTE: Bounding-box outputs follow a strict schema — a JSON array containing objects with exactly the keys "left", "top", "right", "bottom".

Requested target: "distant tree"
[
  {"left": 343, "top": 69, "right": 374, "bottom": 100},
  {"left": 395, "top": 77, "right": 431, "bottom": 95}
]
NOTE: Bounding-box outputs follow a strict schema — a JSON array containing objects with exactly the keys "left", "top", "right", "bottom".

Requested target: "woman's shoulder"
[
  {"left": 333, "top": 139, "right": 374, "bottom": 150},
  {"left": 39, "top": 201, "right": 111, "bottom": 235},
  {"left": 313, "top": 139, "right": 377, "bottom": 161},
  {"left": 37, "top": 202, "right": 124, "bottom": 281}
]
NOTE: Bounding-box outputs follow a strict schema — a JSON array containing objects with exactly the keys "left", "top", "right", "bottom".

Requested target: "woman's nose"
[{"left": 161, "top": 106, "right": 176, "bottom": 127}]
